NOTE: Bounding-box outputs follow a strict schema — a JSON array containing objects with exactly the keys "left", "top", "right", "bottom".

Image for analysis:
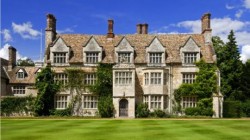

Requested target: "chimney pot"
[
  {"left": 107, "top": 19, "right": 114, "bottom": 38},
  {"left": 137, "top": 24, "right": 142, "bottom": 34},
  {"left": 201, "top": 13, "right": 211, "bottom": 33},
  {"left": 141, "top": 23, "right": 148, "bottom": 34},
  {"left": 8, "top": 46, "right": 16, "bottom": 70}
]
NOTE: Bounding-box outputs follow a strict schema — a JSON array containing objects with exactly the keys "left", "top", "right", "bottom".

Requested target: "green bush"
[
  {"left": 185, "top": 107, "right": 213, "bottom": 116},
  {"left": 150, "top": 109, "right": 168, "bottom": 118},
  {"left": 241, "top": 100, "right": 250, "bottom": 117},
  {"left": 98, "top": 96, "right": 114, "bottom": 118},
  {"left": 136, "top": 103, "right": 150, "bottom": 118},
  {"left": 53, "top": 108, "right": 71, "bottom": 116},
  {"left": 223, "top": 101, "right": 242, "bottom": 118},
  {"left": 0, "top": 96, "right": 35, "bottom": 116}
]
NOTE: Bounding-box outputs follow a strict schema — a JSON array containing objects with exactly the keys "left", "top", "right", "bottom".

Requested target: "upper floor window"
[
  {"left": 183, "top": 73, "right": 196, "bottom": 84},
  {"left": 150, "top": 72, "right": 161, "bottom": 85},
  {"left": 86, "top": 52, "right": 99, "bottom": 64},
  {"left": 144, "top": 73, "right": 149, "bottom": 85},
  {"left": 115, "top": 72, "right": 132, "bottom": 85},
  {"left": 54, "top": 53, "right": 66, "bottom": 64},
  {"left": 184, "top": 53, "right": 197, "bottom": 64},
  {"left": 54, "top": 73, "right": 68, "bottom": 85},
  {"left": 84, "top": 74, "right": 97, "bottom": 85},
  {"left": 149, "top": 53, "right": 162, "bottom": 64},
  {"left": 118, "top": 53, "right": 131, "bottom": 63},
  {"left": 55, "top": 95, "right": 68, "bottom": 109},
  {"left": 13, "top": 86, "right": 25, "bottom": 94}
]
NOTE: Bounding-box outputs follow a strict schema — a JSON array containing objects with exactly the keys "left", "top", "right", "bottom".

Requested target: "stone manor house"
[{"left": 0, "top": 13, "right": 223, "bottom": 118}]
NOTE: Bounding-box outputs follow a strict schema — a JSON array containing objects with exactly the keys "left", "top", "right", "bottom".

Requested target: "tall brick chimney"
[
  {"left": 137, "top": 23, "right": 148, "bottom": 34},
  {"left": 201, "top": 13, "right": 212, "bottom": 44},
  {"left": 107, "top": 19, "right": 114, "bottom": 38},
  {"left": 141, "top": 23, "right": 148, "bottom": 34},
  {"left": 45, "top": 14, "right": 57, "bottom": 63},
  {"left": 137, "top": 24, "right": 142, "bottom": 34},
  {"left": 8, "top": 46, "right": 16, "bottom": 71},
  {"left": 201, "top": 13, "right": 211, "bottom": 34}
]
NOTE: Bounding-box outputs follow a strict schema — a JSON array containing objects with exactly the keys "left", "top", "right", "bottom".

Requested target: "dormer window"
[
  {"left": 115, "top": 37, "right": 134, "bottom": 64},
  {"left": 17, "top": 71, "right": 24, "bottom": 79},
  {"left": 149, "top": 53, "right": 162, "bottom": 64},
  {"left": 180, "top": 37, "right": 200, "bottom": 65},
  {"left": 184, "top": 53, "right": 197, "bottom": 64},
  {"left": 86, "top": 52, "right": 99, "bottom": 64},
  {"left": 53, "top": 52, "right": 66, "bottom": 64},
  {"left": 118, "top": 52, "right": 131, "bottom": 63},
  {"left": 146, "top": 37, "right": 165, "bottom": 66},
  {"left": 83, "top": 37, "right": 102, "bottom": 65},
  {"left": 16, "top": 69, "right": 26, "bottom": 79}
]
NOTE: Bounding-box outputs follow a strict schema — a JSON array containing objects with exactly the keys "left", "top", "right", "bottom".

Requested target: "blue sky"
[{"left": 1, "top": 0, "right": 250, "bottom": 62}]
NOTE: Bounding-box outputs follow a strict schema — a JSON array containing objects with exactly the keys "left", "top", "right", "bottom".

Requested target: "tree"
[
  {"left": 64, "top": 68, "right": 85, "bottom": 116},
  {"left": 174, "top": 59, "right": 217, "bottom": 114},
  {"left": 213, "top": 30, "right": 243, "bottom": 100},
  {"left": 34, "top": 66, "right": 59, "bottom": 116},
  {"left": 89, "top": 63, "right": 114, "bottom": 117},
  {"left": 17, "top": 58, "right": 35, "bottom": 66},
  {"left": 241, "top": 59, "right": 250, "bottom": 100}
]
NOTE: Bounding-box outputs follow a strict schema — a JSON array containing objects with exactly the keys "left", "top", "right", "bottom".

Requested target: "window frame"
[
  {"left": 181, "top": 96, "right": 197, "bottom": 109},
  {"left": 53, "top": 52, "right": 67, "bottom": 64},
  {"left": 85, "top": 52, "right": 99, "bottom": 64},
  {"left": 84, "top": 73, "right": 97, "bottom": 85},
  {"left": 115, "top": 71, "right": 133, "bottom": 86},
  {"left": 83, "top": 95, "right": 98, "bottom": 109},
  {"left": 55, "top": 95, "right": 68, "bottom": 109},
  {"left": 149, "top": 52, "right": 163, "bottom": 64},
  {"left": 184, "top": 52, "right": 197, "bottom": 64},
  {"left": 182, "top": 73, "right": 196, "bottom": 84},
  {"left": 118, "top": 52, "right": 131, "bottom": 63},
  {"left": 12, "top": 86, "right": 25, "bottom": 94},
  {"left": 54, "top": 73, "right": 68, "bottom": 86}
]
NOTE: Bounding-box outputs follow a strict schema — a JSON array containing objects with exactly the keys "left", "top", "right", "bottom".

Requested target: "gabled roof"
[
  {"left": 58, "top": 33, "right": 214, "bottom": 64},
  {"left": 7, "top": 67, "right": 40, "bottom": 84}
]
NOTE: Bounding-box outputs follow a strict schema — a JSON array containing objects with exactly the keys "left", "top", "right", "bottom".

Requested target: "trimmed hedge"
[
  {"left": 53, "top": 108, "right": 71, "bottom": 116},
  {"left": 185, "top": 107, "right": 213, "bottom": 116},
  {"left": 223, "top": 101, "right": 242, "bottom": 118},
  {"left": 150, "top": 109, "right": 170, "bottom": 118}
]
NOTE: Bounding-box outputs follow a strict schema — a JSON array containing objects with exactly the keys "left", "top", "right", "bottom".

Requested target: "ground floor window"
[
  {"left": 55, "top": 95, "right": 68, "bottom": 109},
  {"left": 181, "top": 96, "right": 197, "bottom": 109},
  {"left": 83, "top": 95, "right": 98, "bottom": 109},
  {"left": 143, "top": 95, "right": 168, "bottom": 110},
  {"left": 12, "top": 86, "right": 25, "bottom": 94}
]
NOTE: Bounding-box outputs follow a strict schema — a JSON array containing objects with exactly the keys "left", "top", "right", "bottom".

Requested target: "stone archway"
[{"left": 119, "top": 99, "right": 128, "bottom": 117}]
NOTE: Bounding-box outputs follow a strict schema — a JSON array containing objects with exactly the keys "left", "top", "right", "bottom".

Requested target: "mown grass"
[{"left": 1, "top": 119, "right": 250, "bottom": 140}]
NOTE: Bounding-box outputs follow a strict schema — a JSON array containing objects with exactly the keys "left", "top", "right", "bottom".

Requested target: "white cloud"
[
  {"left": 240, "top": 45, "right": 250, "bottom": 63},
  {"left": 226, "top": 4, "right": 235, "bottom": 9},
  {"left": 244, "top": 0, "right": 250, "bottom": 9},
  {"left": 235, "top": 10, "right": 244, "bottom": 18},
  {"left": 12, "top": 22, "right": 41, "bottom": 39},
  {"left": 1, "top": 29, "right": 12, "bottom": 42},
  {"left": 0, "top": 43, "right": 27, "bottom": 60},
  {"left": 57, "top": 28, "right": 74, "bottom": 34}
]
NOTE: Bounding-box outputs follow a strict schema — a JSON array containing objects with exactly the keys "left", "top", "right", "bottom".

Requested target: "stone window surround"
[
  {"left": 55, "top": 95, "right": 68, "bottom": 109},
  {"left": 143, "top": 69, "right": 169, "bottom": 86},
  {"left": 182, "top": 73, "right": 196, "bottom": 84},
  {"left": 53, "top": 52, "right": 67, "bottom": 64},
  {"left": 83, "top": 95, "right": 98, "bottom": 109},
  {"left": 54, "top": 73, "right": 68, "bottom": 86},
  {"left": 115, "top": 71, "right": 133, "bottom": 86},
  {"left": 118, "top": 52, "right": 131, "bottom": 63},
  {"left": 12, "top": 86, "right": 26, "bottom": 94},
  {"left": 181, "top": 96, "right": 197, "bottom": 109},
  {"left": 16, "top": 69, "right": 26, "bottom": 79},
  {"left": 84, "top": 73, "right": 97, "bottom": 85},
  {"left": 143, "top": 95, "right": 168, "bottom": 110}
]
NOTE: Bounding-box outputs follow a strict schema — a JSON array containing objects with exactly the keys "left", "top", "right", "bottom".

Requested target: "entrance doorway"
[{"left": 119, "top": 99, "right": 128, "bottom": 117}]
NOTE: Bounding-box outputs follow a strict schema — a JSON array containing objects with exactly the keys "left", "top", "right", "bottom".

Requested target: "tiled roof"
[
  {"left": 58, "top": 34, "right": 214, "bottom": 64},
  {"left": 6, "top": 67, "right": 40, "bottom": 84}
]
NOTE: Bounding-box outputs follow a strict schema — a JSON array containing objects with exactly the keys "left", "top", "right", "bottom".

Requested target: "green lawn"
[{"left": 1, "top": 119, "right": 250, "bottom": 140}]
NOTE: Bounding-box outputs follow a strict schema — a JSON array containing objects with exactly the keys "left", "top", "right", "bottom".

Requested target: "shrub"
[
  {"left": 241, "top": 100, "right": 250, "bottom": 117},
  {"left": 150, "top": 109, "right": 168, "bottom": 118},
  {"left": 185, "top": 107, "right": 213, "bottom": 116},
  {"left": 1, "top": 96, "right": 35, "bottom": 116},
  {"left": 98, "top": 96, "right": 114, "bottom": 118},
  {"left": 223, "top": 101, "right": 242, "bottom": 118},
  {"left": 136, "top": 103, "right": 150, "bottom": 118},
  {"left": 53, "top": 108, "right": 71, "bottom": 116}
]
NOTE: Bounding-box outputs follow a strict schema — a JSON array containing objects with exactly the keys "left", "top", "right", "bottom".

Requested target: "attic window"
[
  {"left": 54, "top": 52, "right": 66, "bottom": 64},
  {"left": 184, "top": 53, "right": 197, "bottom": 64},
  {"left": 17, "top": 69, "right": 25, "bottom": 79},
  {"left": 149, "top": 53, "right": 162, "bottom": 64},
  {"left": 86, "top": 52, "right": 99, "bottom": 64},
  {"left": 118, "top": 53, "right": 131, "bottom": 63}
]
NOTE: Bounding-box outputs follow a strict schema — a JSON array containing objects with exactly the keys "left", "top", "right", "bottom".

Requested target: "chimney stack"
[
  {"left": 137, "top": 23, "right": 148, "bottom": 34},
  {"left": 8, "top": 46, "right": 16, "bottom": 71},
  {"left": 46, "top": 14, "right": 56, "bottom": 32},
  {"left": 201, "top": 13, "right": 211, "bottom": 34},
  {"left": 141, "top": 23, "right": 148, "bottom": 34},
  {"left": 137, "top": 24, "right": 142, "bottom": 34},
  {"left": 107, "top": 19, "right": 114, "bottom": 38}
]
